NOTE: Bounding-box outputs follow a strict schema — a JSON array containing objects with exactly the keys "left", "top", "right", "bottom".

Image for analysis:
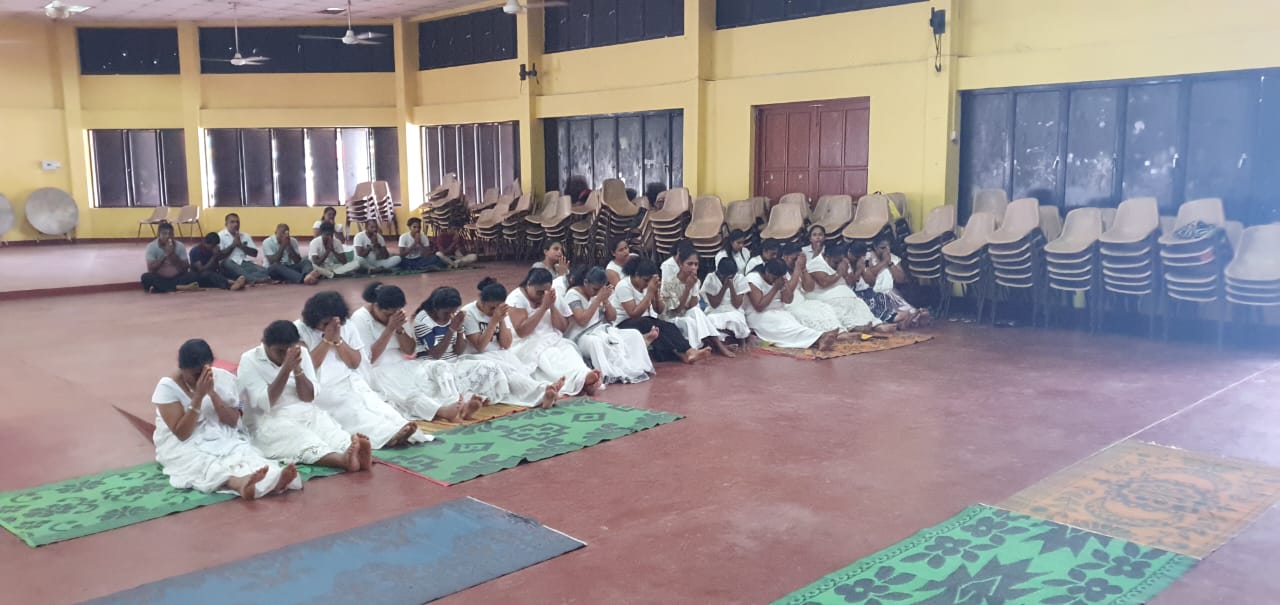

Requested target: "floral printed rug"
[
  {"left": 773, "top": 505, "right": 1194, "bottom": 605},
  {"left": 414, "top": 403, "right": 528, "bottom": 434},
  {"left": 0, "top": 463, "right": 341, "bottom": 547},
  {"left": 1003, "top": 440, "right": 1280, "bottom": 558},
  {"left": 375, "top": 398, "right": 682, "bottom": 485},
  {"left": 757, "top": 333, "right": 933, "bottom": 360}
]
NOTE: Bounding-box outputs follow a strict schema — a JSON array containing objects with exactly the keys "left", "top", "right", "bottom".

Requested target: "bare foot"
[
  {"left": 303, "top": 271, "right": 321, "bottom": 285},
  {"left": 644, "top": 327, "right": 660, "bottom": 346},
  {"left": 355, "top": 434, "right": 373, "bottom": 471},
  {"left": 230, "top": 276, "right": 247, "bottom": 291},
  {"left": 235, "top": 466, "right": 269, "bottom": 500},
  {"left": 680, "top": 347, "right": 711, "bottom": 364},
  {"left": 710, "top": 338, "right": 735, "bottom": 358},
  {"left": 539, "top": 381, "right": 562, "bottom": 408},
  {"left": 344, "top": 436, "right": 362, "bottom": 472},
  {"left": 874, "top": 323, "right": 897, "bottom": 334},
  {"left": 916, "top": 310, "right": 933, "bottom": 328},
  {"left": 273, "top": 464, "right": 298, "bottom": 494},
  {"left": 461, "top": 396, "right": 484, "bottom": 420},
  {"left": 390, "top": 423, "right": 416, "bottom": 446},
  {"left": 816, "top": 330, "right": 838, "bottom": 352},
  {"left": 583, "top": 369, "right": 603, "bottom": 396}
]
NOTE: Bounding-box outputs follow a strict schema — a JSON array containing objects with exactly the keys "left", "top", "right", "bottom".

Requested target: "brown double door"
[{"left": 755, "top": 97, "right": 870, "bottom": 202}]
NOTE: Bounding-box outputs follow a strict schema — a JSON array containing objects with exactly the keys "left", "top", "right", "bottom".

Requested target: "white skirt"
[
  {"left": 667, "top": 306, "right": 721, "bottom": 344},
  {"left": 248, "top": 404, "right": 352, "bottom": 465},
  {"left": 808, "top": 287, "right": 882, "bottom": 329},
  {"left": 576, "top": 325, "right": 654, "bottom": 385},
  {"left": 462, "top": 349, "right": 553, "bottom": 407},
  {"left": 706, "top": 308, "right": 751, "bottom": 339},
  {"left": 511, "top": 332, "right": 590, "bottom": 396},
  {"left": 786, "top": 299, "right": 843, "bottom": 333},
  {"left": 313, "top": 374, "right": 429, "bottom": 448},
  {"left": 155, "top": 427, "right": 301, "bottom": 497},
  {"left": 746, "top": 309, "right": 824, "bottom": 349},
  {"left": 367, "top": 356, "right": 505, "bottom": 420}
]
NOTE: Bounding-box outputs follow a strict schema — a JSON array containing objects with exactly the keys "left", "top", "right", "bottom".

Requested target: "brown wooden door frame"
[{"left": 753, "top": 96, "right": 871, "bottom": 201}]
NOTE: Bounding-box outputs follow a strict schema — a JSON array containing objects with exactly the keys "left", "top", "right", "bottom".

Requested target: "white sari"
[
  {"left": 564, "top": 288, "right": 653, "bottom": 384},
  {"left": 506, "top": 287, "right": 591, "bottom": 396}
]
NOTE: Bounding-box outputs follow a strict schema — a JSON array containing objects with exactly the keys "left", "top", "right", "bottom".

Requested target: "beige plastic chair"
[
  {"left": 725, "top": 200, "right": 756, "bottom": 232},
  {"left": 987, "top": 198, "right": 1040, "bottom": 246},
  {"left": 603, "top": 178, "right": 639, "bottom": 218},
  {"left": 1100, "top": 208, "right": 1118, "bottom": 231},
  {"left": 760, "top": 202, "right": 804, "bottom": 240},
  {"left": 426, "top": 175, "right": 462, "bottom": 208},
  {"left": 1044, "top": 208, "right": 1104, "bottom": 255},
  {"left": 174, "top": 205, "right": 203, "bottom": 237},
  {"left": 573, "top": 188, "right": 602, "bottom": 217},
  {"left": 685, "top": 195, "right": 725, "bottom": 240},
  {"left": 542, "top": 194, "right": 572, "bottom": 229},
  {"left": 886, "top": 192, "right": 908, "bottom": 220},
  {"left": 778, "top": 192, "right": 809, "bottom": 221},
  {"left": 749, "top": 196, "right": 769, "bottom": 221},
  {"left": 1225, "top": 224, "right": 1280, "bottom": 284},
  {"left": 137, "top": 206, "right": 169, "bottom": 238},
  {"left": 904, "top": 205, "right": 956, "bottom": 246},
  {"left": 1157, "top": 198, "right": 1224, "bottom": 246},
  {"left": 647, "top": 188, "right": 691, "bottom": 226},
  {"left": 973, "top": 189, "right": 1009, "bottom": 227},
  {"left": 1099, "top": 197, "right": 1160, "bottom": 245},
  {"left": 841, "top": 194, "right": 891, "bottom": 240},
  {"left": 942, "top": 212, "right": 998, "bottom": 259},
  {"left": 1039, "top": 206, "right": 1063, "bottom": 242},
  {"left": 812, "top": 195, "right": 854, "bottom": 234},
  {"left": 527, "top": 191, "right": 566, "bottom": 226},
  {"left": 477, "top": 193, "right": 521, "bottom": 229},
  {"left": 476, "top": 187, "right": 500, "bottom": 211}
]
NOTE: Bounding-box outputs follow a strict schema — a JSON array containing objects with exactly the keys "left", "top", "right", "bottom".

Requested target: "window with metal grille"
[
  {"left": 422, "top": 122, "right": 520, "bottom": 204},
  {"left": 544, "top": 0, "right": 684, "bottom": 54},
  {"left": 715, "top": 0, "right": 924, "bottom": 30},
  {"left": 418, "top": 8, "right": 517, "bottom": 70},
  {"left": 89, "top": 129, "right": 189, "bottom": 207}
]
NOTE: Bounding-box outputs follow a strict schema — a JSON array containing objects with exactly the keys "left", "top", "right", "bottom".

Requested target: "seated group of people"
[{"left": 140, "top": 207, "right": 475, "bottom": 294}]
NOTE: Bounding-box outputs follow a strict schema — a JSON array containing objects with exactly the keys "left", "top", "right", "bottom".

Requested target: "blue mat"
[{"left": 83, "top": 497, "right": 585, "bottom": 605}]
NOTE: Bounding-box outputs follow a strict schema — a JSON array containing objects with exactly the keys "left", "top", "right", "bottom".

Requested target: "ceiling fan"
[
  {"left": 502, "top": 0, "right": 569, "bottom": 15},
  {"left": 203, "top": 3, "right": 269, "bottom": 67},
  {"left": 299, "top": 0, "right": 387, "bottom": 46},
  {"left": 43, "top": 1, "right": 91, "bottom": 20}
]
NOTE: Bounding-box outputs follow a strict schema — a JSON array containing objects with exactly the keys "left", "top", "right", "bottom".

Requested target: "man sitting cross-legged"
[
  {"left": 354, "top": 221, "right": 401, "bottom": 273},
  {"left": 308, "top": 222, "right": 362, "bottom": 280},
  {"left": 219, "top": 213, "right": 271, "bottom": 285},
  {"left": 264, "top": 223, "right": 322, "bottom": 285},
  {"left": 188, "top": 232, "right": 246, "bottom": 291},
  {"left": 236, "top": 320, "right": 372, "bottom": 472},
  {"left": 141, "top": 222, "right": 237, "bottom": 293}
]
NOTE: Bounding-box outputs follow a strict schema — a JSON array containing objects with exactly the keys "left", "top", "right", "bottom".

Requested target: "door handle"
[
  {"left": 1239, "top": 153, "right": 1248, "bottom": 169},
  {"left": 1172, "top": 152, "right": 1179, "bottom": 168}
]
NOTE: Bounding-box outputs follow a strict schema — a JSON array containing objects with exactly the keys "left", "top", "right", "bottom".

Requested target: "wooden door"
[{"left": 755, "top": 97, "right": 870, "bottom": 201}]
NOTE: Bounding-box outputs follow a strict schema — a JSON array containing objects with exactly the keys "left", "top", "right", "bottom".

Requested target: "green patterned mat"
[
  {"left": 374, "top": 398, "right": 682, "bottom": 485},
  {"left": 0, "top": 463, "right": 340, "bottom": 547},
  {"left": 774, "top": 504, "right": 1195, "bottom": 605}
]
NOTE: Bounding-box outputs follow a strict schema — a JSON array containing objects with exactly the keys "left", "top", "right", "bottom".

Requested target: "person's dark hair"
[
  {"left": 407, "top": 217, "right": 422, "bottom": 228},
  {"left": 823, "top": 242, "right": 847, "bottom": 260},
  {"left": 362, "top": 281, "right": 382, "bottom": 303},
  {"left": 263, "top": 320, "right": 301, "bottom": 347},
  {"left": 607, "top": 236, "right": 628, "bottom": 255},
  {"left": 780, "top": 242, "right": 804, "bottom": 257},
  {"left": 808, "top": 224, "right": 826, "bottom": 237},
  {"left": 761, "top": 239, "right": 782, "bottom": 253},
  {"left": 542, "top": 239, "right": 563, "bottom": 253},
  {"left": 318, "top": 221, "right": 336, "bottom": 236},
  {"left": 716, "top": 257, "right": 738, "bottom": 277},
  {"left": 584, "top": 266, "right": 608, "bottom": 287},
  {"left": 301, "top": 291, "right": 350, "bottom": 329},
  {"left": 321, "top": 207, "right": 336, "bottom": 219},
  {"left": 567, "top": 265, "right": 590, "bottom": 288},
  {"left": 521, "top": 267, "right": 554, "bottom": 288},
  {"left": 676, "top": 246, "right": 699, "bottom": 264},
  {"left": 625, "top": 188, "right": 637, "bottom": 200},
  {"left": 157, "top": 221, "right": 174, "bottom": 234},
  {"left": 203, "top": 232, "right": 221, "bottom": 246},
  {"left": 177, "top": 339, "right": 214, "bottom": 370},
  {"left": 477, "top": 277, "right": 508, "bottom": 302},
  {"left": 565, "top": 175, "right": 590, "bottom": 204},
  {"left": 644, "top": 182, "right": 665, "bottom": 206},
  {"left": 761, "top": 258, "right": 789, "bottom": 277},
  {"left": 417, "top": 286, "right": 462, "bottom": 318},
  {"left": 225, "top": 212, "right": 239, "bottom": 222},
  {"left": 849, "top": 242, "right": 870, "bottom": 258},
  {"left": 626, "top": 257, "right": 658, "bottom": 278},
  {"left": 725, "top": 229, "right": 748, "bottom": 250},
  {"left": 873, "top": 234, "right": 893, "bottom": 248},
  {"left": 365, "top": 283, "right": 406, "bottom": 310}
]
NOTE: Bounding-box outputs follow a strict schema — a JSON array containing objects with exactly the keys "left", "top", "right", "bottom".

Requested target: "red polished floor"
[{"left": 0, "top": 260, "right": 1278, "bottom": 604}]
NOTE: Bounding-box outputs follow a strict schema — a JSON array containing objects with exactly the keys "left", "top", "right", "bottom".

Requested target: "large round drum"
[
  {"left": 25, "top": 188, "right": 79, "bottom": 236},
  {"left": 0, "top": 193, "right": 14, "bottom": 239}
]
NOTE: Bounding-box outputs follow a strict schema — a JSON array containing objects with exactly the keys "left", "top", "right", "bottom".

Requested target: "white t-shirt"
[
  {"left": 745, "top": 272, "right": 785, "bottom": 313},
  {"left": 714, "top": 248, "right": 752, "bottom": 276},
  {"left": 701, "top": 272, "right": 748, "bottom": 313},
  {"left": 349, "top": 306, "right": 407, "bottom": 366},
  {"left": 610, "top": 277, "right": 656, "bottom": 323},
  {"left": 460, "top": 301, "right": 513, "bottom": 354},
  {"left": 218, "top": 229, "right": 257, "bottom": 264},
  {"left": 660, "top": 256, "right": 680, "bottom": 282},
  {"left": 744, "top": 255, "right": 766, "bottom": 275},
  {"left": 262, "top": 236, "right": 302, "bottom": 264},
  {"left": 856, "top": 252, "right": 901, "bottom": 292},
  {"left": 506, "top": 286, "right": 570, "bottom": 338},
  {"left": 398, "top": 233, "right": 430, "bottom": 259},
  {"left": 606, "top": 260, "right": 627, "bottom": 281},
  {"left": 236, "top": 344, "right": 319, "bottom": 415},
  {"left": 313, "top": 220, "right": 345, "bottom": 234},
  {"left": 151, "top": 368, "right": 243, "bottom": 435},
  {"left": 413, "top": 310, "right": 459, "bottom": 360},
  {"left": 353, "top": 231, "right": 386, "bottom": 258},
  {"left": 294, "top": 320, "right": 365, "bottom": 387},
  {"left": 308, "top": 236, "right": 333, "bottom": 263},
  {"left": 563, "top": 288, "right": 609, "bottom": 341}
]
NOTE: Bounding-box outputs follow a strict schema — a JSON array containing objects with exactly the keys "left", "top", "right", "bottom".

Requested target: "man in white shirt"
[
  {"left": 308, "top": 222, "right": 362, "bottom": 279},
  {"left": 263, "top": 223, "right": 321, "bottom": 285},
  {"left": 353, "top": 221, "right": 401, "bottom": 273},
  {"left": 397, "top": 217, "right": 446, "bottom": 272},
  {"left": 218, "top": 213, "right": 271, "bottom": 284}
]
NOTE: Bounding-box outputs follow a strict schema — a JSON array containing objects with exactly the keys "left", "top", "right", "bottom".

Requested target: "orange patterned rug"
[
  {"left": 414, "top": 403, "right": 528, "bottom": 434},
  {"left": 756, "top": 332, "right": 933, "bottom": 360},
  {"left": 1002, "top": 440, "right": 1280, "bottom": 558}
]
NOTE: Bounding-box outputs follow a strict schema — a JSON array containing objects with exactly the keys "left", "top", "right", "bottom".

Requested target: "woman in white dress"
[
  {"left": 611, "top": 257, "right": 711, "bottom": 364},
  {"left": 295, "top": 292, "right": 428, "bottom": 449},
  {"left": 799, "top": 226, "right": 890, "bottom": 333},
  {"left": 350, "top": 282, "right": 488, "bottom": 422},
  {"left": 605, "top": 237, "right": 633, "bottom": 286},
  {"left": 661, "top": 246, "right": 735, "bottom": 357},
  {"left": 714, "top": 230, "right": 753, "bottom": 277},
  {"left": 415, "top": 285, "right": 558, "bottom": 409},
  {"left": 237, "top": 321, "right": 370, "bottom": 472},
  {"left": 776, "top": 243, "right": 845, "bottom": 334},
  {"left": 853, "top": 237, "right": 929, "bottom": 328},
  {"left": 532, "top": 240, "right": 571, "bottom": 298},
  {"left": 154, "top": 339, "right": 301, "bottom": 499},
  {"left": 312, "top": 207, "right": 346, "bottom": 244},
  {"left": 701, "top": 257, "right": 752, "bottom": 342},
  {"left": 745, "top": 260, "right": 837, "bottom": 351},
  {"left": 506, "top": 268, "right": 603, "bottom": 396},
  {"left": 564, "top": 266, "right": 655, "bottom": 384}
]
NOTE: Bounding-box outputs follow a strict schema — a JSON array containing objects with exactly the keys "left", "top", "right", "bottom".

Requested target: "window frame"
[{"left": 89, "top": 128, "right": 188, "bottom": 208}]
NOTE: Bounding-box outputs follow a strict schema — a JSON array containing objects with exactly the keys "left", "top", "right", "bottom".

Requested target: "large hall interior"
[{"left": 2, "top": 1, "right": 1280, "bottom": 603}]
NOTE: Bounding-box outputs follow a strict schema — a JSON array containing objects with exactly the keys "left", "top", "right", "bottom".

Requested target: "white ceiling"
[{"left": 0, "top": 0, "right": 490, "bottom": 22}]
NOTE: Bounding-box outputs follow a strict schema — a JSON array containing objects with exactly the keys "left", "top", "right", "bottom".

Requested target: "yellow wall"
[{"left": 5, "top": 0, "right": 1280, "bottom": 242}]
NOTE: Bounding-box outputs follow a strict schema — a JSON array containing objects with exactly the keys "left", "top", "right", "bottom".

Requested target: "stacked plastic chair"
[
  {"left": 644, "top": 187, "right": 692, "bottom": 259},
  {"left": 541, "top": 193, "right": 573, "bottom": 251},
  {"left": 972, "top": 189, "right": 1009, "bottom": 228},
  {"left": 777, "top": 193, "right": 809, "bottom": 222},
  {"left": 1158, "top": 198, "right": 1228, "bottom": 305},
  {"left": 1225, "top": 224, "right": 1280, "bottom": 312},
  {"left": 686, "top": 195, "right": 726, "bottom": 264},
  {"left": 570, "top": 189, "right": 602, "bottom": 262},
  {"left": 940, "top": 212, "right": 998, "bottom": 319},
  {"left": 986, "top": 198, "right": 1044, "bottom": 323},
  {"left": 759, "top": 199, "right": 804, "bottom": 245},
  {"left": 472, "top": 191, "right": 520, "bottom": 259},
  {"left": 1038, "top": 206, "right": 1063, "bottom": 243},
  {"left": 886, "top": 192, "right": 911, "bottom": 239},
  {"left": 810, "top": 195, "right": 854, "bottom": 236},
  {"left": 521, "top": 191, "right": 563, "bottom": 256},
  {"left": 345, "top": 181, "right": 374, "bottom": 235},
  {"left": 365, "top": 181, "right": 398, "bottom": 235},
  {"left": 1098, "top": 197, "right": 1162, "bottom": 333},
  {"left": 904, "top": 205, "right": 957, "bottom": 282},
  {"left": 1043, "top": 208, "right": 1105, "bottom": 329},
  {"left": 595, "top": 182, "right": 643, "bottom": 259},
  {"left": 725, "top": 199, "right": 760, "bottom": 249},
  {"left": 498, "top": 192, "right": 537, "bottom": 259},
  {"left": 841, "top": 194, "right": 892, "bottom": 244},
  {"left": 422, "top": 175, "right": 464, "bottom": 238}
]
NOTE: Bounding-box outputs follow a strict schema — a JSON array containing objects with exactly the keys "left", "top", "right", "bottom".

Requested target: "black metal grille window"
[
  {"left": 90, "top": 129, "right": 188, "bottom": 207},
  {"left": 198, "top": 26, "right": 395, "bottom": 74},
  {"left": 422, "top": 122, "right": 520, "bottom": 204},
  {"left": 545, "top": 0, "right": 684, "bottom": 54},
  {"left": 78, "top": 28, "right": 180, "bottom": 75},
  {"left": 543, "top": 109, "right": 683, "bottom": 194},
  {"left": 418, "top": 8, "right": 517, "bottom": 70},
  {"left": 716, "top": 0, "right": 925, "bottom": 30}
]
